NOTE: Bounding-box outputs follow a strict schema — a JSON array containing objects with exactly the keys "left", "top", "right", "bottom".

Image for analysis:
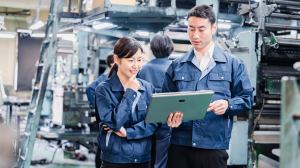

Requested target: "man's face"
[{"left": 187, "top": 16, "right": 216, "bottom": 51}]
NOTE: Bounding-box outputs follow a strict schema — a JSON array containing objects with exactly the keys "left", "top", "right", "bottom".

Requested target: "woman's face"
[{"left": 115, "top": 48, "right": 143, "bottom": 80}]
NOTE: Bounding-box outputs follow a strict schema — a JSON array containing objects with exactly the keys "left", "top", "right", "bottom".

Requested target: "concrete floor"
[{"left": 31, "top": 139, "right": 95, "bottom": 168}]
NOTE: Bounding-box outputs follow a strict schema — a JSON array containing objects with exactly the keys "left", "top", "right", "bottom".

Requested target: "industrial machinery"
[{"left": 235, "top": 0, "right": 300, "bottom": 167}]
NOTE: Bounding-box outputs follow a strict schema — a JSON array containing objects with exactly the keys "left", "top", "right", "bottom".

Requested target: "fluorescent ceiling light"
[
  {"left": 57, "top": 33, "right": 74, "bottom": 41},
  {"left": 29, "top": 20, "right": 45, "bottom": 30},
  {"left": 17, "top": 29, "right": 32, "bottom": 34},
  {"left": 136, "top": 30, "right": 150, "bottom": 37},
  {"left": 0, "top": 32, "right": 16, "bottom": 39},
  {"left": 92, "top": 22, "right": 116, "bottom": 30}
]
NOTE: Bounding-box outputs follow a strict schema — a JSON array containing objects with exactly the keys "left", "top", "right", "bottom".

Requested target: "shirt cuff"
[
  {"left": 225, "top": 98, "right": 234, "bottom": 115},
  {"left": 125, "top": 128, "right": 136, "bottom": 140}
]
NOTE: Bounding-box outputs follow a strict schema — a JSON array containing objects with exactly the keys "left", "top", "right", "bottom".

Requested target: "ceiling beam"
[{"left": 0, "top": 0, "right": 50, "bottom": 10}]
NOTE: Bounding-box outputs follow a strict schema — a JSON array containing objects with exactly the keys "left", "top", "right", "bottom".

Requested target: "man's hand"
[
  {"left": 207, "top": 99, "right": 229, "bottom": 115},
  {"left": 167, "top": 112, "right": 183, "bottom": 128}
]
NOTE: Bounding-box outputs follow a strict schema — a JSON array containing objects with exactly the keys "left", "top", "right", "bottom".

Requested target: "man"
[
  {"left": 163, "top": 5, "right": 253, "bottom": 168},
  {"left": 138, "top": 34, "right": 174, "bottom": 168},
  {"left": 138, "top": 34, "right": 173, "bottom": 93}
]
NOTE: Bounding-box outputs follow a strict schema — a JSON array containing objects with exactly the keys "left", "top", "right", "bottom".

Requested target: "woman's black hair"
[
  {"left": 108, "top": 37, "right": 143, "bottom": 77},
  {"left": 106, "top": 54, "right": 114, "bottom": 68},
  {"left": 150, "top": 34, "right": 174, "bottom": 58}
]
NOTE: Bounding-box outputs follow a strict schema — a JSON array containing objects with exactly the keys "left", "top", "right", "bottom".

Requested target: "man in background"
[
  {"left": 86, "top": 54, "right": 114, "bottom": 109},
  {"left": 138, "top": 34, "right": 173, "bottom": 93},
  {"left": 138, "top": 34, "right": 174, "bottom": 168}
]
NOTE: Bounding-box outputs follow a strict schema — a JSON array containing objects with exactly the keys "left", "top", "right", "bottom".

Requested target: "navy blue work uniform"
[
  {"left": 86, "top": 74, "right": 108, "bottom": 109},
  {"left": 86, "top": 74, "right": 108, "bottom": 168},
  {"left": 95, "top": 72, "right": 157, "bottom": 165},
  {"left": 139, "top": 58, "right": 172, "bottom": 93},
  {"left": 138, "top": 58, "right": 172, "bottom": 168},
  {"left": 163, "top": 46, "right": 253, "bottom": 168}
]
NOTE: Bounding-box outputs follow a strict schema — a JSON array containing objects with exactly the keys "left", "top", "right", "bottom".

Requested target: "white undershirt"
[{"left": 194, "top": 42, "right": 215, "bottom": 72}]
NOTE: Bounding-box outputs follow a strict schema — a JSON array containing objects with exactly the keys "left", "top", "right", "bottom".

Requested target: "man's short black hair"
[
  {"left": 106, "top": 54, "right": 114, "bottom": 68},
  {"left": 187, "top": 5, "right": 216, "bottom": 24},
  {"left": 150, "top": 34, "right": 174, "bottom": 58}
]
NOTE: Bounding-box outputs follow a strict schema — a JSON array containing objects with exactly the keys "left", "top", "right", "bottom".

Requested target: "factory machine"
[
  {"left": 12, "top": 0, "right": 300, "bottom": 167},
  {"left": 236, "top": 0, "right": 300, "bottom": 167}
]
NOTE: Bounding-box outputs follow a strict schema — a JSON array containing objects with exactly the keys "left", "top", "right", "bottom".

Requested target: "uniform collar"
[
  {"left": 180, "top": 45, "right": 227, "bottom": 63},
  {"left": 212, "top": 45, "right": 227, "bottom": 63},
  {"left": 194, "top": 42, "right": 214, "bottom": 60}
]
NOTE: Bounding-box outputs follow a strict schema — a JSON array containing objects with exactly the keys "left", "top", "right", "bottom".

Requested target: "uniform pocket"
[
  {"left": 131, "top": 139, "right": 151, "bottom": 156},
  {"left": 207, "top": 72, "right": 232, "bottom": 94},
  {"left": 136, "top": 102, "right": 147, "bottom": 122},
  {"left": 173, "top": 72, "right": 197, "bottom": 91},
  {"left": 110, "top": 135, "right": 121, "bottom": 154},
  {"left": 99, "top": 132, "right": 121, "bottom": 154},
  {"left": 195, "top": 114, "right": 228, "bottom": 143},
  {"left": 137, "top": 102, "right": 147, "bottom": 111},
  {"left": 120, "top": 139, "right": 133, "bottom": 156}
]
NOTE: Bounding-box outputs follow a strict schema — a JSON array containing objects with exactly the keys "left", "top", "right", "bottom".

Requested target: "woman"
[{"left": 95, "top": 37, "right": 182, "bottom": 168}]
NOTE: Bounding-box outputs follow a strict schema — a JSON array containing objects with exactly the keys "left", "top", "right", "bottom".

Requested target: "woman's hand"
[
  {"left": 167, "top": 112, "right": 183, "bottom": 128},
  {"left": 103, "top": 125, "right": 127, "bottom": 137},
  {"left": 114, "top": 127, "right": 127, "bottom": 137},
  {"left": 125, "top": 76, "right": 140, "bottom": 91}
]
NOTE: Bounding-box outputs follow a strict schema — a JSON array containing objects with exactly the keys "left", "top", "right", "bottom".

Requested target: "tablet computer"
[{"left": 145, "top": 90, "right": 214, "bottom": 123}]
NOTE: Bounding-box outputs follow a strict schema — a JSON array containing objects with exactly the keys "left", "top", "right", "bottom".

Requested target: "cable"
[{"left": 252, "top": 99, "right": 265, "bottom": 133}]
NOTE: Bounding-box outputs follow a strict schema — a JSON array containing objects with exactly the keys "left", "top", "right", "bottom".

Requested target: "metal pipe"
[
  {"left": 68, "top": 0, "right": 72, "bottom": 13},
  {"left": 253, "top": 22, "right": 300, "bottom": 31},
  {"left": 257, "top": 125, "right": 280, "bottom": 131},
  {"left": 171, "top": 0, "right": 176, "bottom": 8},
  {"left": 270, "top": 0, "right": 300, "bottom": 7},
  {"left": 277, "top": 5, "right": 300, "bottom": 11},
  {"left": 222, "top": 0, "right": 300, "bottom": 7},
  {"left": 221, "top": 0, "right": 257, "bottom": 3},
  {"left": 271, "top": 13, "right": 300, "bottom": 20},
  {"left": 266, "top": 23, "right": 300, "bottom": 31},
  {"left": 79, "top": 0, "right": 83, "bottom": 17}
]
